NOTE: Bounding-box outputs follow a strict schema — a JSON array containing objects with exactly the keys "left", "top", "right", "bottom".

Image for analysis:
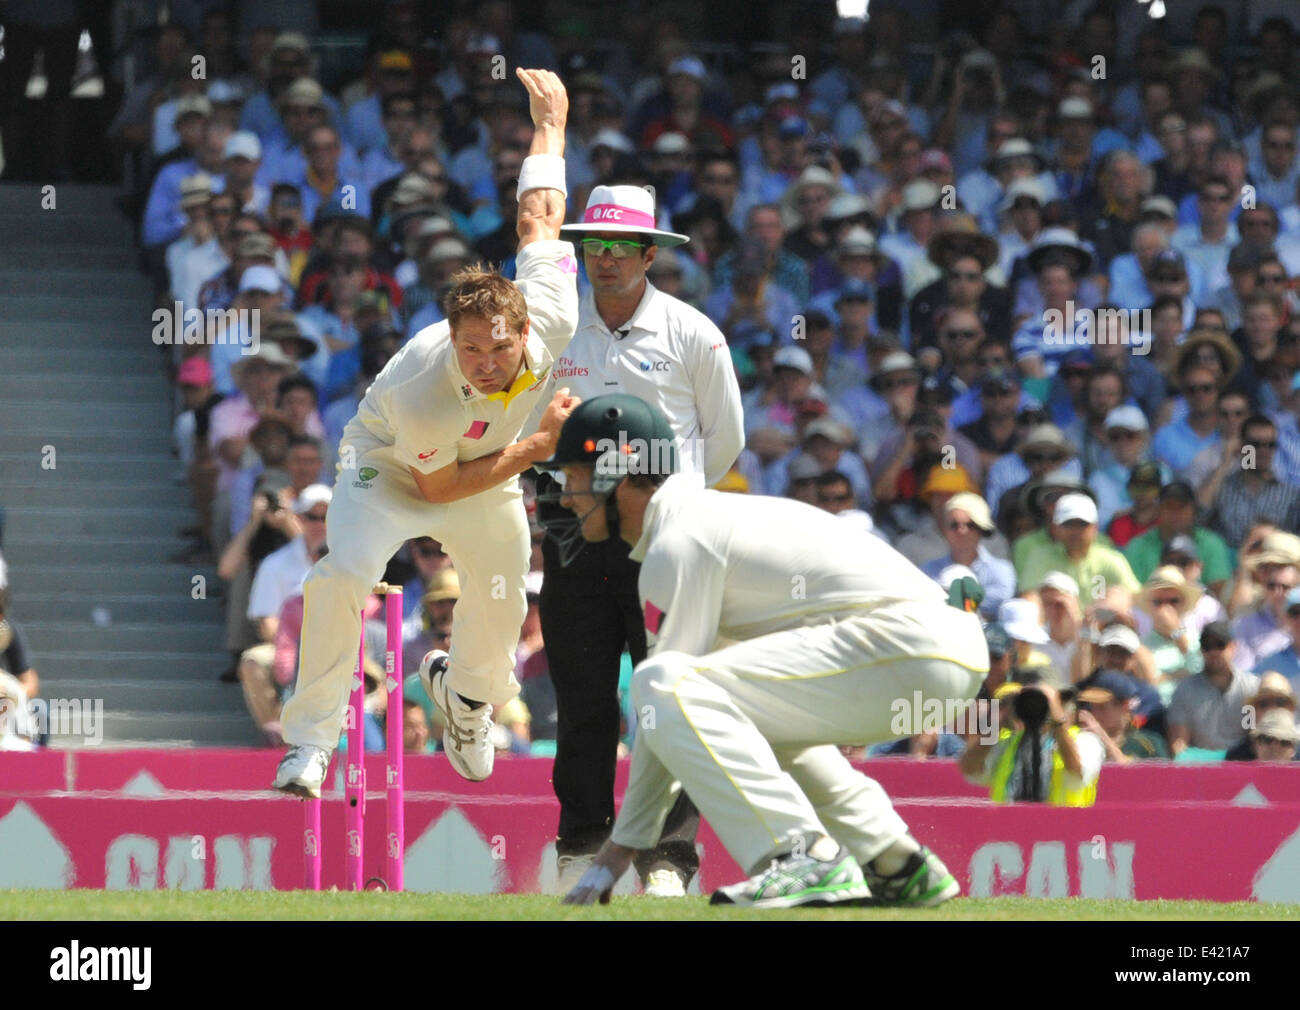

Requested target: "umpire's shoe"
[{"left": 419, "top": 650, "right": 495, "bottom": 781}]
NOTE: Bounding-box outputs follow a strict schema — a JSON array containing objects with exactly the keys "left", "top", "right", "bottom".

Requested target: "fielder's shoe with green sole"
[
  {"left": 861, "top": 845, "right": 959, "bottom": 907},
  {"left": 710, "top": 846, "right": 872, "bottom": 908}
]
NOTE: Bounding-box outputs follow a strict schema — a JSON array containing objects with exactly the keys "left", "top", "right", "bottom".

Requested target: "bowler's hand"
[
  {"left": 538, "top": 386, "right": 581, "bottom": 436},
  {"left": 516, "top": 68, "right": 568, "bottom": 131},
  {"left": 562, "top": 841, "right": 635, "bottom": 905}
]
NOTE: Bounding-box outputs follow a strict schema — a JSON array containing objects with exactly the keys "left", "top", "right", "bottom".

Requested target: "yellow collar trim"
[{"left": 485, "top": 366, "right": 540, "bottom": 408}]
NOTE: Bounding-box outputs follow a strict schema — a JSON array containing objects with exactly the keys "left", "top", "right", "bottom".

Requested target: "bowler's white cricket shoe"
[
  {"left": 710, "top": 845, "right": 871, "bottom": 908},
  {"left": 419, "top": 650, "right": 494, "bottom": 781},
  {"left": 643, "top": 868, "right": 687, "bottom": 897},
  {"left": 272, "top": 744, "right": 331, "bottom": 799}
]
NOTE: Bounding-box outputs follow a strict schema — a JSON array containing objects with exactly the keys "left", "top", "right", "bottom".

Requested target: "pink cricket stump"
[
  {"left": 384, "top": 587, "right": 405, "bottom": 891},
  {"left": 345, "top": 622, "right": 366, "bottom": 891},
  {"left": 304, "top": 798, "right": 321, "bottom": 890}
]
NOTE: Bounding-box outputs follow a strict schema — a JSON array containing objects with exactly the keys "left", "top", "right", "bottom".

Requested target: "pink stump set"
[{"left": 303, "top": 583, "right": 405, "bottom": 891}]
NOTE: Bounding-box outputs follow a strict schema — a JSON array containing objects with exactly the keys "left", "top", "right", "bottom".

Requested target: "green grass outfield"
[{"left": 2, "top": 891, "right": 1296, "bottom": 921}]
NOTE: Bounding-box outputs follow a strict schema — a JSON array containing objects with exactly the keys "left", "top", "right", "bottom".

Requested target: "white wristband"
[{"left": 517, "top": 154, "right": 567, "bottom": 199}]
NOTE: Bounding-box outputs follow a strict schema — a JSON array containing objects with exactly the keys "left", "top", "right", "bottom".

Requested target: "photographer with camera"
[{"left": 960, "top": 675, "right": 1103, "bottom": 806}]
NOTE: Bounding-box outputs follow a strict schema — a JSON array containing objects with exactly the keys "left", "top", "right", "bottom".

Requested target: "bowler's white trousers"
[
  {"left": 610, "top": 602, "right": 989, "bottom": 874},
  {"left": 281, "top": 450, "right": 529, "bottom": 751}
]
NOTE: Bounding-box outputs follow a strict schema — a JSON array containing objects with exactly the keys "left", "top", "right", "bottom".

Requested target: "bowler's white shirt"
[
  {"left": 343, "top": 239, "right": 579, "bottom": 475},
  {"left": 551, "top": 281, "right": 744, "bottom": 485}
]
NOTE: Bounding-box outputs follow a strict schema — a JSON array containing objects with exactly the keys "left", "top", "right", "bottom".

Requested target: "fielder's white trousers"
[
  {"left": 281, "top": 451, "right": 529, "bottom": 751},
  {"left": 612, "top": 602, "right": 988, "bottom": 874}
]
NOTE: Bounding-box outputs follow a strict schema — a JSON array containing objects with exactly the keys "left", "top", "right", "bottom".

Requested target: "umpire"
[{"left": 539, "top": 184, "right": 744, "bottom": 895}]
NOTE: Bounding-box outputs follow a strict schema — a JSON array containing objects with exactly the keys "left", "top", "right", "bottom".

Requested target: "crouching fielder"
[{"left": 547, "top": 395, "right": 989, "bottom": 908}]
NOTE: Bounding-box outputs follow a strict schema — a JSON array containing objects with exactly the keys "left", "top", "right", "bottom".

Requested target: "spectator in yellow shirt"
[{"left": 1017, "top": 493, "right": 1141, "bottom": 605}]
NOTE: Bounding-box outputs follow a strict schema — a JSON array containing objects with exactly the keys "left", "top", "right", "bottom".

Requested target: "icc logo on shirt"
[{"left": 639, "top": 360, "right": 670, "bottom": 372}]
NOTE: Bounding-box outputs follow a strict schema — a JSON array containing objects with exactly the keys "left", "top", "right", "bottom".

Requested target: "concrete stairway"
[{"left": 0, "top": 183, "right": 260, "bottom": 747}]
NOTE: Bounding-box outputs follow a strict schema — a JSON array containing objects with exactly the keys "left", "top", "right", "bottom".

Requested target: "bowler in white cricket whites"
[
  {"left": 273, "top": 69, "right": 582, "bottom": 796},
  {"left": 547, "top": 394, "right": 989, "bottom": 908}
]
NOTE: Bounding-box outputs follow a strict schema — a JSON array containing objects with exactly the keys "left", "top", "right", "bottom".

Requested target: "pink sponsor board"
[{"left": 2, "top": 791, "right": 1299, "bottom": 901}]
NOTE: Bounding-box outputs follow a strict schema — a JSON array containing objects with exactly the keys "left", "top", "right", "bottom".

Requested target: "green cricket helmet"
[{"left": 538, "top": 394, "right": 679, "bottom": 564}]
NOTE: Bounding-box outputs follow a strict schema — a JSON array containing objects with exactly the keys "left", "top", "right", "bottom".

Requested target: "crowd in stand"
[{"left": 5, "top": 2, "right": 1299, "bottom": 770}]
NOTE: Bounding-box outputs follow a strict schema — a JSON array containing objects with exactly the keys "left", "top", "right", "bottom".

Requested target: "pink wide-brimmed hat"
[{"left": 560, "top": 185, "right": 690, "bottom": 247}]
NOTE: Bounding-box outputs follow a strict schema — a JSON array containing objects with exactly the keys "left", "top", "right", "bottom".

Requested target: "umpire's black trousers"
[{"left": 537, "top": 476, "right": 699, "bottom": 880}]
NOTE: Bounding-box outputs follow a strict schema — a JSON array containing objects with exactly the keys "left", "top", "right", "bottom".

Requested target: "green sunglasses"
[{"left": 579, "top": 238, "right": 646, "bottom": 259}]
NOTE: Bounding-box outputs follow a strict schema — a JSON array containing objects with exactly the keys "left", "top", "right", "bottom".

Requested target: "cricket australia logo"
[{"left": 352, "top": 466, "right": 379, "bottom": 489}]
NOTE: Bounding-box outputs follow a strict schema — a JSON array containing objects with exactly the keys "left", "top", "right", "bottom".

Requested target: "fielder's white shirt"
[
  {"left": 549, "top": 282, "right": 744, "bottom": 485},
  {"left": 629, "top": 473, "right": 949, "bottom": 658},
  {"left": 612, "top": 473, "right": 965, "bottom": 850},
  {"left": 343, "top": 239, "right": 579, "bottom": 475}
]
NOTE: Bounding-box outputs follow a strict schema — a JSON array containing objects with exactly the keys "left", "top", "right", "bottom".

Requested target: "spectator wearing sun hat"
[
  {"left": 894, "top": 464, "right": 981, "bottom": 566},
  {"left": 1035, "top": 570, "right": 1085, "bottom": 685},
  {"left": 1076, "top": 670, "right": 1170, "bottom": 762},
  {"left": 1135, "top": 535, "right": 1228, "bottom": 637},
  {"left": 878, "top": 179, "right": 942, "bottom": 282},
  {"left": 920, "top": 492, "right": 1015, "bottom": 618},
  {"left": 1221, "top": 672, "right": 1297, "bottom": 760},
  {"left": 1243, "top": 709, "right": 1299, "bottom": 762},
  {"left": 210, "top": 264, "right": 292, "bottom": 397},
  {"left": 221, "top": 130, "right": 270, "bottom": 216},
  {"left": 1137, "top": 565, "right": 1207, "bottom": 702},
  {"left": 1088, "top": 405, "right": 1164, "bottom": 529},
  {"left": 985, "top": 423, "right": 1084, "bottom": 523},
  {"left": 141, "top": 96, "right": 214, "bottom": 250},
  {"left": 996, "top": 598, "right": 1056, "bottom": 682},
  {"left": 208, "top": 342, "right": 298, "bottom": 497},
  {"left": 401, "top": 568, "right": 460, "bottom": 677},
  {"left": 1017, "top": 492, "right": 1141, "bottom": 601}
]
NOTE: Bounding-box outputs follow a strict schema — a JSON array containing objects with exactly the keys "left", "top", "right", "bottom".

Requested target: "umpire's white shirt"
[{"left": 553, "top": 282, "right": 744, "bottom": 485}]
